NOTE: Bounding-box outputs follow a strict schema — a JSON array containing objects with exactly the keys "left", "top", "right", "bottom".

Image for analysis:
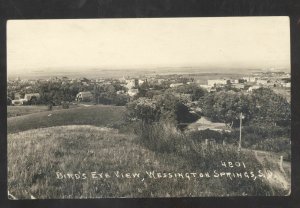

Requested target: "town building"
[
  {"left": 243, "top": 77, "right": 257, "bottom": 82},
  {"left": 256, "top": 79, "right": 269, "bottom": 85},
  {"left": 76, "top": 91, "right": 93, "bottom": 102},
  {"left": 170, "top": 83, "right": 184, "bottom": 88},
  {"left": 128, "top": 89, "right": 139, "bottom": 97},
  {"left": 207, "top": 79, "right": 230, "bottom": 86},
  {"left": 126, "top": 79, "right": 138, "bottom": 89},
  {"left": 247, "top": 86, "right": 261, "bottom": 92}
]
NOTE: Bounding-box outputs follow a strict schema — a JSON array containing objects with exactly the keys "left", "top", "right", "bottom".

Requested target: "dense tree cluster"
[
  {"left": 200, "top": 88, "right": 290, "bottom": 127},
  {"left": 93, "top": 84, "right": 129, "bottom": 106},
  {"left": 135, "top": 82, "right": 207, "bottom": 102},
  {"left": 8, "top": 80, "right": 130, "bottom": 106},
  {"left": 168, "top": 83, "right": 207, "bottom": 101},
  {"left": 38, "top": 82, "right": 85, "bottom": 104},
  {"left": 127, "top": 92, "right": 199, "bottom": 125}
]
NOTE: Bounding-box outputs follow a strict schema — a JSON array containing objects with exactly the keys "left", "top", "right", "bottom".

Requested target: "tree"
[
  {"left": 126, "top": 97, "right": 160, "bottom": 124},
  {"left": 172, "top": 83, "right": 207, "bottom": 101},
  {"left": 127, "top": 92, "right": 199, "bottom": 125},
  {"left": 251, "top": 88, "right": 291, "bottom": 126},
  {"left": 201, "top": 91, "right": 253, "bottom": 127},
  {"left": 200, "top": 88, "right": 291, "bottom": 128},
  {"left": 136, "top": 82, "right": 150, "bottom": 98}
]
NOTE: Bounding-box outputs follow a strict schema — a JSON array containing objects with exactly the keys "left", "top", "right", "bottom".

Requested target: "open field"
[
  {"left": 7, "top": 104, "right": 81, "bottom": 118},
  {"left": 7, "top": 105, "right": 126, "bottom": 134},
  {"left": 8, "top": 106, "right": 50, "bottom": 118},
  {"left": 8, "top": 125, "right": 285, "bottom": 199}
]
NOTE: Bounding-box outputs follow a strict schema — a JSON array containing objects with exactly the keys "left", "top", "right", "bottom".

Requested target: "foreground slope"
[{"left": 8, "top": 125, "right": 286, "bottom": 199}]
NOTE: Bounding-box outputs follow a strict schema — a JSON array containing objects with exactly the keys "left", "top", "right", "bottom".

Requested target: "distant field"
[
  {"left": 8, "top": 125, "right": 277, "bottom": 199},
  {"left": 7, "top": 105, "right": 79, "bottom": 118},
  {"left": 7, "top": 105, "right": 126, "bottom": 134},
  {"left": 8, "top": 106, "right": 50, "bottom": 118}
]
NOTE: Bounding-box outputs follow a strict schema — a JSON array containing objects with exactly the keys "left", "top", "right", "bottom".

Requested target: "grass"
[
  {"left": 7, "top": 105, "right": 81, "bottom": 118},
  {"left": 8, "top": 125, "right": 283, "bottom": 199},
  {"left": 7, "top": 105, "right": 126, "bottom": 134},
  {"left": 8, "top": 106, "right": 51, "bottom": 118},
  {"left": 7, "top": 125, "right": 219, "bottom": 198},
  {"left": 7, "top": 105, "right": 289, "bottom": 198}
]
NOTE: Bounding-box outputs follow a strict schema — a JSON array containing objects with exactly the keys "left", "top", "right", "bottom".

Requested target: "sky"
[{"left": 7, "top": 17, "right": 290, "bottom": 76}]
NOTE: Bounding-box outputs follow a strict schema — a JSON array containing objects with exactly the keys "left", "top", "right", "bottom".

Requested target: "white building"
[
  {"left": 256, "top": 79, "right": 269, "bottom": 85},
  {"left": 207, "top": 79, "right": 229, "bottom": 86},
  {"left": 243, "top": 77, "right": 257, "bottom": 82},
  {"left": 76, "top": 91, "right": 93, "bottom": 102},
  {"left": 247, "top": 86, "right": 261, "bottom": 92},
  {"left": 11, "top": 93, "right": 40, "bottom": 105},
  {"left": 138, "top": 79, "right": 145, "bottom": 85},
  {"left": 232, "top": 84, "right": 245, "bottom": 89},
  {"left": 24, "top": 93, "right": 40, "bottom": 101},
  {"left": 128, "top": 89, "right": 139, "bottom": 97},
  {"left": 126, "top": 79, "right": 138, "bottom": 89},
  {"left": 199, "top": 84, "right": 213, "bottom": 92},
  {"left": 170, "top": 83, "right": 184, "bottom": 88},
  {"left": 230, "top": 79, "right": 239, "bottom": 84}
]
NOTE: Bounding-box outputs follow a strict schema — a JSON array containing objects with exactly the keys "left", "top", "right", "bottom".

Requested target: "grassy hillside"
[
  {"left": 7, "top": 105, "right": 126, "bottom": 134},
  {"left": 8, "top": 125, "right": 283, "bottom": 199}
]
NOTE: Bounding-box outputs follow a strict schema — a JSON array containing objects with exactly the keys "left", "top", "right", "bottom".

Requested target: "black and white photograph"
[{"left": 6, "top": 17, "right": 291, "bottom": 199}]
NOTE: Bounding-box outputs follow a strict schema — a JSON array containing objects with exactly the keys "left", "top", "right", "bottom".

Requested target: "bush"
[
  {"left": 187, "top": 129, "right": 225, "bottom": 144},
  {"left": 133, "top": 121, "right": 279, "bottom": 195},
  {"left": 47, "top": 104, "right": 53, "bottom": 111},
  {"left": 135, "top": 121, "right": 187, "bottom": 153},
  {"left": 62, "top": 102, "right": 69, "bottom": 109},
  {"left": 252, "top": 137, "right": 291, "bottom": 157},
  {"left": 225, "top": 125, "right": 291, "bottom": 156}
]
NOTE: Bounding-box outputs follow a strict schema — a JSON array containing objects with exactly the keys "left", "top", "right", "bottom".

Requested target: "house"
[
  {"left": 12, "top": 98, "right": 27, "bottom": 106},
  {"left": 170, "top": 83, "right": 184, "bottom": 88},
  {"left": 11, "top": 93, "right": 40, "bottom": 105},
  {"left": 116, "top": 90, "right": 126, "bottom": 95},
  {"left": 126, "top": 79, "right": 138, "bottom": 89},
  {"left": 138, "top": 79, "right": 145, "bottom": 85},
  {"left": 256, "top": 79, "right": 269, "bottom": 85},
  {"left": 247, "top": 86, "right": 261, "bottom": 92},
  {"left": 24, "top": 93, "right": 40, "bottom": 102},
  {"left": 128, "top": 89, "right": 139, "bottom": 97},
  {"left": 76, "top": 91, "right": 93, "bottom": 102},
  {"left": 232, "top": 84, "right": 245, "bottom": 89},
  {"left": 242, "top": 77, "right": 257, "bottom": 83},
  {"left": 199, "top": 84, "right": 213, "bottom": 92},
  {"left": 207, "top": 79, "right": 230, "bottom": 86},
  {"left": 230, "top": 79, "right": 239, "bottom": 84}
]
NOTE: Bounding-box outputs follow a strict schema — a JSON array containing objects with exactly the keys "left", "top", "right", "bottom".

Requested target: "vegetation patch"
[
  {"left": 8, "top": 125, "right": 283, "bottom": 199},
  {"left": 7, "top": 105, "right": 126, "bottom": 134}
]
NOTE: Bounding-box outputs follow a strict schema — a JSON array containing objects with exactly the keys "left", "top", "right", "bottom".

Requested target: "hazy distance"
[{"left": 7, "top": 17, "right": 290, "bottom": 78}]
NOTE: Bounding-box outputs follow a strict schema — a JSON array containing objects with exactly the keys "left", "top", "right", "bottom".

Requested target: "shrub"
[
  {"left": 47, "top": 104, "right": 53, "bottom": 111},
  {"left": 134, "top": 121, "right": 187, "bottom": 153},
  {"left": 252, "top": 137, "right": 291, "bottom": 159},
  {"left": 187, "top": 129, "right": 225, "bottom": 144},
  {"left": 62, "top": 102, "right": 69, "bottom": 109}
]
